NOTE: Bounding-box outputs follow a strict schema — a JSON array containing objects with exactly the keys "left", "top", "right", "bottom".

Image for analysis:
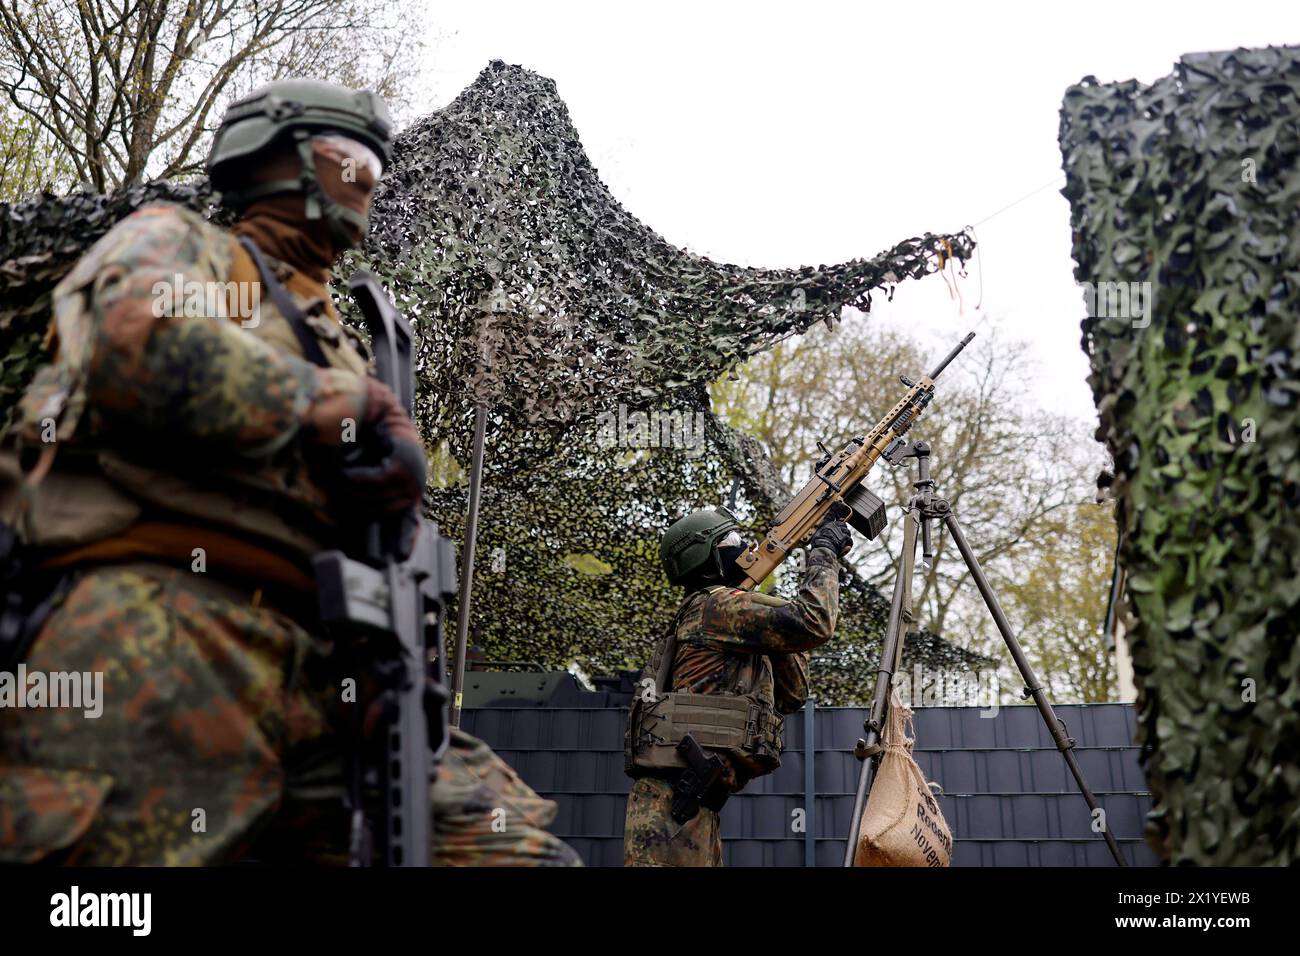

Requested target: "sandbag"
[{"left": 854, "top": 690, "right": 953, "bottom": 867}]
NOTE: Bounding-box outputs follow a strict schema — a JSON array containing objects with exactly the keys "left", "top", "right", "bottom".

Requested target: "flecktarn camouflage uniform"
[
  {"left": 0, "top": 205, "right": 579, "bottom": 866},
  {"left": 623, "top": 546, "right": 839, "bottom": 866}
]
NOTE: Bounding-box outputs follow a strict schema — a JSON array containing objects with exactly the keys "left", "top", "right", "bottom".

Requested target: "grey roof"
[{"left": 461, "top": 700, "right": 1159, "bottom": 867}]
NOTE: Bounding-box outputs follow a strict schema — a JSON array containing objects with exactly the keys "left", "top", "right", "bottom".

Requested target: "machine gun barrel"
[
  {"left": 731, "top": 332, "right": 974, "bottom": 590},
  {"left": 928, "top": 331, "right": 976, "bottom": 380}
]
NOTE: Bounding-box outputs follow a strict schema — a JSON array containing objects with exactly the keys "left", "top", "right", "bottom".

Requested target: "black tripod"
[{"left": 842, "top": 439, "right": 1126, "bottom": 867}]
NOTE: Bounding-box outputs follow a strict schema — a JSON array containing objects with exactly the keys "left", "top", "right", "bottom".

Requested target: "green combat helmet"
[
  {"left": 660, "top": 507, "right": 738, "bottom": 586},
  {"left": 207, "top": 78, "right": 393, "bottom": 246}
]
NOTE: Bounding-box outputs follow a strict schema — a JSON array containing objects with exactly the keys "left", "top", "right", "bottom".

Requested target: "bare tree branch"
[{"left": 0, "top": 0, "right": 426, "bottom": 193}]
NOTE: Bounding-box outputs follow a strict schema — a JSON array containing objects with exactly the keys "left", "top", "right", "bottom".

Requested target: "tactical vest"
[
  {"left": 0, "top": 205, "right": 370, "bottom": 570},
  {"left": 624, "top": 586, "right": 785, "bottom": 780}
]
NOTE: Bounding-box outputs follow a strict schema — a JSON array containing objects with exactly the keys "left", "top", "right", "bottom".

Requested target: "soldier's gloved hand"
[
  {"left": 301, "top": 367, "right": 371, "bottom": 446},
  {"left": 337, "top": 377, "right": 428, "bottom": 515},
  {"left": 809, "top": 501, "right": 852, "bottom": 558}
]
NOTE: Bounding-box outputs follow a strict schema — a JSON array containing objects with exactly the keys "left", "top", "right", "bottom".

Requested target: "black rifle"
[{"left": 312, "top": 272, "right": 457, "bottom": 867}]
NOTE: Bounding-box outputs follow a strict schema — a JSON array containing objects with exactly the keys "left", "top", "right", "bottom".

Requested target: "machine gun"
[
  {"left": 311, "top": 272, "right": 458, "bottom": 867},
  {"left": 732, "top": 332, "right": 975, "bottom": 589}
]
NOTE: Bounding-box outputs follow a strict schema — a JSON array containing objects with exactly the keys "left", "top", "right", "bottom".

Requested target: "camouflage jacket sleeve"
[
  {"left": 692, "top": 545, "right": 840, "bottom": 655},
  {"left": 32, "top": 205, "right": 362, "bottom": 458},
  {"left": 771, "top": 651, "right": 811, "bottom": 714}
]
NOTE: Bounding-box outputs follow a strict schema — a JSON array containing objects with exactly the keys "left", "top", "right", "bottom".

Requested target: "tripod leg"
[
  {"left": 943, "top": 511, "right": 1128, "bottom": 867},
  {"left": 842, "top": 506, "right": 920, "bottom": 867}
]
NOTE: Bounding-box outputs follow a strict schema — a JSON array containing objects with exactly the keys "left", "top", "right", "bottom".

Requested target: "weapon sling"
[{"left": 235, "top": 236, "right": 331, "bottom": 368}]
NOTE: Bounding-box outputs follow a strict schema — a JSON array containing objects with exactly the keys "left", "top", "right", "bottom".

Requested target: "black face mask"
[{"left": 716, "top": 543, "right": 749, "bottom": 588}]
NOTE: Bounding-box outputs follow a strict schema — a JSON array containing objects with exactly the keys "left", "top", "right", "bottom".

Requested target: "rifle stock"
[{"left": 732, "top": 332, "right": 974, "bottom": 590}]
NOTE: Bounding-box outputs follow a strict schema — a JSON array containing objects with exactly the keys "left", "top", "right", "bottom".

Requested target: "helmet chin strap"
[{"left": 222, "top": 130, "right": 370, "bottom": 249}]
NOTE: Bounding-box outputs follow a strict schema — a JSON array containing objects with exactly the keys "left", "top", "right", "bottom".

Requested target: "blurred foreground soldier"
[
  {"left": 0, "top": 80, "right": 578, "bottom": 866},
  {"left": 623, "top": 505, "right": 850, "bottom": 866}
]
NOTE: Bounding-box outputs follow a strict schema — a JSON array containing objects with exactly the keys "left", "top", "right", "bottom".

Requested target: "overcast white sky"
[{"left": 411, "top": 1, "right": 1297, "bottom": 430}]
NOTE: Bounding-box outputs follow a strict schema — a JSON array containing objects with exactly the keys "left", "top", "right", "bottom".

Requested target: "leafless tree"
[{"left": 0, "top": 0, "right": 425, "bottom": 193}]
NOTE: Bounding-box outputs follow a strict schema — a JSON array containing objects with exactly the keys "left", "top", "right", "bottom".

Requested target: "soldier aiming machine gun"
[
  {"left": 732, "top": 332, "right": 975, "bottom": 590},
  {"left": 724, "top": 329, "right": 1127, "bottom": 866}
]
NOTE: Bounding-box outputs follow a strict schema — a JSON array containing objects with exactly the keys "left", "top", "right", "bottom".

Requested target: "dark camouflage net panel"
[
  {"left": 0, "top": 61, "right": 984, "bottom": 704},
  {"left": 1060, "top": 46, "right": 1300, "bottom": 864}
]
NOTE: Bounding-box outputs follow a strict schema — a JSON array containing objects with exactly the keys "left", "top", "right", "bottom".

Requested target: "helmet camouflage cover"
[{"left": 660, "top": 508, "right": 738, "bottom": 586}]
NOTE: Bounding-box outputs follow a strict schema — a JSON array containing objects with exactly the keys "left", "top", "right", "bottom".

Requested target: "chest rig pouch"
[{"left": 624, "top": 587, "right": 785, "bottom": 781}]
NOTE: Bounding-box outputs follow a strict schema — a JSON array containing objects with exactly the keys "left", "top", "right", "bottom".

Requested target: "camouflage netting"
[
  {"left": 0, "top": 60, "right": 985, "bottom": 704},
  {"left": 1060, "top": 46, "right": 1300, "bottom": 864}
]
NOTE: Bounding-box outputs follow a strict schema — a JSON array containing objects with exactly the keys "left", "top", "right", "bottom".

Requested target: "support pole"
[
  {"left": 449, "top": 405, "right": 487, "bottom": 728},
  {"left": 842, "top": 507, "right": 920, "bottom": 867},
  {"left": 804, "top": 696, "right": 816, "bottom": 867},
  {"left": 944, "top": 511, "right": 1127, "bottom": 867},
  {"left": 839, "top": 438, "right": 1125, "bottom": 867}
]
